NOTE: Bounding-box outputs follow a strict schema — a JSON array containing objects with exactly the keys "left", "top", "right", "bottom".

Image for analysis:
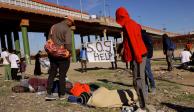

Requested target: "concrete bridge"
[{"left": 0, "top": 0, "right": 180, "bottom": 63}]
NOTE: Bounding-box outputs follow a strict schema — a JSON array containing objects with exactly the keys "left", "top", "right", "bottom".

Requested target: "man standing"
[
  {"left": 162, "top": 34, "right": 176, "bottom": 71},
  {"left": 45, "top": 16, "right": 74, "bottom": 100},
  {"left": 142, "top": 30, "right": 156, "bottom": 94},
  {"left": 1, "top": 48, "right": 11, "bottom": 80},
  {"left": 80, "top": 46, "right": 87, "bottom": 73},
  {"left": 116, "top": 7, "right": 147, "bottom": 111}
]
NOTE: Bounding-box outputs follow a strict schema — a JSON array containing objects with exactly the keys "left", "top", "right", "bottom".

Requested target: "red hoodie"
[{"left": 116, "top": 7, "right": 147, "bottom": 63}]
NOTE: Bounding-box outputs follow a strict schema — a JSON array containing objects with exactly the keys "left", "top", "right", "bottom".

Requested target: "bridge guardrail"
[{"left": 0, "top": 0, "right": 90, "bottom": 19}]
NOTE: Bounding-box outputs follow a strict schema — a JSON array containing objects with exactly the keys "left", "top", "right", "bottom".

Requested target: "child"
[{"left": 19, "top": 58, "right": 27, "bottom": 79}]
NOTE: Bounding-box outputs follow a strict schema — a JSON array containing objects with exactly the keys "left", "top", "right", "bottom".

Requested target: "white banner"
[{"left": 86, "top": 41, "right": 115, "bottom": 62}]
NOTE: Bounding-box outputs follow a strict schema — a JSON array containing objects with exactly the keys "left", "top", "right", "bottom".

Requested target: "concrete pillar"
[
  {"left": 13, "top": 31, "right": 21, "bottom": 57},
  {"left": 95, "top": 35, "right": 98, "bottom": 41},
  {"left": 120, "top": 31, "right": 123, "bottom": 42},
  {"left": 71, "top": 30, "right": 76, "bottom": 62},
  {"left": 6, "top": 32, "right": 13, "bottom": 50},
  {"left": 0, "top": 33, "right": 6, "bottom": 49},
  {"left": 88, "top": 35, "right": 91, "bottom": 42},
  {"left": 20, "top": 19, "right": 31, "bottom": 64},
  {"left": 103, "top": 29, "right": 107, "bottom": 40},
  {"left": 44, "top": 32, "right": 49, "bottom": 41},
  {"left": 100, "top": 36, "right": 103, "bottom": 41},
  {"left": 80, "top": 34, "right": 84, "bottom": 44}
]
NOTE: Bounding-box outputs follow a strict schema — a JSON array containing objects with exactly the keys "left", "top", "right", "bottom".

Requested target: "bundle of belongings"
[
  {"left": 12, "top": 77, "right": 73, "bottom": 93},
  {"left": 87, "top": 87, "right": 138, "bottom": 107},
  {"left": 67, "top": 83, "right": 138, "bottom": 108}
]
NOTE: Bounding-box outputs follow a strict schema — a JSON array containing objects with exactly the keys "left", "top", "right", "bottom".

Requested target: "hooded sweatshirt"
[{"left": 116, "top": 7, "right": 147, "bottom": 63}]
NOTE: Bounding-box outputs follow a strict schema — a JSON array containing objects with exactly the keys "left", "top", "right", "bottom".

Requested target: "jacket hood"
[{"left": 116, "top": 7, "right": 130, "bottom": 26}]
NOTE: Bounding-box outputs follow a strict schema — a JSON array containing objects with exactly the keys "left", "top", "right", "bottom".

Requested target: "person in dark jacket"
[
  {"left": 162, "top": 34, "right": 176, "bottom": 71},
  {"left": 45, "top": 16, "right": 73, "bottom": 100},
  {"left": 142, "top": 30, "right": 156, "bottom": 94},
  {"left": 34, "top": 51, "right": 41, "bottom": 76}
]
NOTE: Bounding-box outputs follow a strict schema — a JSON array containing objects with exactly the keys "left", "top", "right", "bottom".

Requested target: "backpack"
[
  {"left": 44, "top": 25, "right": 70, "bottom": 58},
  {"left": 44, "top": 39, "right": 70, "bottom": 58}
]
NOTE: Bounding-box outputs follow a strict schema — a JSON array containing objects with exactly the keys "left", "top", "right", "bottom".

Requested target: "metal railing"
[{"left": 0, "top": 0, "right": 90, "bottom": 19}]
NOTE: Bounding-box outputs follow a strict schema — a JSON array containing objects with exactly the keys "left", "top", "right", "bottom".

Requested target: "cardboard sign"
[{"left": 86, "top": 41, "right": 115, "bottom": 62}]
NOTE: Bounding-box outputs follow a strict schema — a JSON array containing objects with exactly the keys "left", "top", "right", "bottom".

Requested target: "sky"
[{"left": 1, "top": 0, "right": 194, "bottom": 55}]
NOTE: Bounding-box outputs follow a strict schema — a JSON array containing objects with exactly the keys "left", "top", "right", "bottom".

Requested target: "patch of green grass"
[
  {"left": 152, "top": 61, "right": 167, "bottom": 65},
  {"left": 58, "top": 99, "right": 71, "bottom": 107},
  {"left": 0, "top": 85, "right": 12, "bottom": 96},
  {"left": 157, "top": 81, "right": 181, "bottom": 90},
  {"left": 172, "top": 94, "right": 194, "bottom": 102},
  {"left": 90, "top": 70, "right": 113, "bottom": 76}
]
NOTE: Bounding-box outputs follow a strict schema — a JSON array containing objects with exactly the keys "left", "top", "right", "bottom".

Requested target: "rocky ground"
[{"left": 0, "top": 59, "right": 194, "bottom": 112}]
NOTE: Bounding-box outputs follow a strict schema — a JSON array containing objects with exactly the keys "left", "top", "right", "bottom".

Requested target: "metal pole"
[
  {"left": 56, "top": 0, "right": 59, "bottom": 5},
  {"left": 103, "top": 0, "right": 106, "bottom": 17},
  {"left": 80, "top": 0, "right": 83, "bottom": 20}
]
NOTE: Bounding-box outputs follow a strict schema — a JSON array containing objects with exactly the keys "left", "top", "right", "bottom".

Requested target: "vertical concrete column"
[
  {"left": 71, "top": 26, "right": 76, "bottom": 63},
  {"left": 114, "top": 37, "right": 118, "bottom": 43},
  {"left": 0, "top": 33, "right": 6, "bottom": 49},
  {"left": 120, "top": 31, "right": 124, "bottom": 42},
  {"left": 80, "top": 34, "right": 84, "bottom": 44},
  {"left": 13, "top": 31, "right": 21, "bottom": 57},
  {"left": 44, "top": 32, "right": 49, "bottom": 41},
  {"left": 100, "top": 36, "right": 103, "bottom": 41},
  {"left": 20, "top": 19, "right": 31, "bottom": 64},
  {"left": 107, "top": 36, "right": 109, "bottom": 40},
  {"left": 95, "top": 35, "right": 98, "bottom": 41},
  {"left": 6, "top": 32, "right": 13, "bottom": 50},
  {"left": 103, "top": 29, "right": 107, "bottom": 40},
  {"left": 88, "top": 35, "right": 91, "bottom": 42}
]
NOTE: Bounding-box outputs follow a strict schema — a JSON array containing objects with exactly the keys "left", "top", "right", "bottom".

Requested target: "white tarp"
[{"left": 86, "top": 41, "right": 115, "bottom": 62}]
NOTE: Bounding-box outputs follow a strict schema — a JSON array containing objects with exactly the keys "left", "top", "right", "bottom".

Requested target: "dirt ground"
[{"left": 0, "top": 57, "right": 194, "bottom": 112}]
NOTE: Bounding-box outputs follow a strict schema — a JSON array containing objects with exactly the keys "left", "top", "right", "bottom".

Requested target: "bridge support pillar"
[
  {"left": 80, "top": 35, "right": 84, "bottom": 44},
  {"left": 103, "top": 29, "right": 107, "bottom": 40},
  {"left": 95, "top": 35, "right": 98, "bottom": 41},
  {"left": 13, "top": 31, "right": 21, "bottom": 57},
  {"left": 100, "top": 36, "right": 103, "bottom": 41},
  {"left": 88, "top": 35, "right": 91, "bottom": 42},
  {"left": 71, "top": 30, "right": 76, "bottom": 63},
  {"left": 114, "top": 37, "right": 118, "bottom": 42},
  {"left": 6, "top": 32, "right": 13, "bottom": 50},
  {"left": 120, "top": 32, "right": 123, "bottom": 42},
  {"left": 20, "top": 19, "right": 31, "bottom": 64},
  {"left": 0, "top": 33, "right": 6, "bottom": 49},
  {"left": 44, "top": 32, "right": 49, "bottom": 41}
]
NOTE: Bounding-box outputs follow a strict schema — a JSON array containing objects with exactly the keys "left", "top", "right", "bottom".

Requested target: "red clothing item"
[{"left": 116, "top": 7, "right": 147, "bottom": 63}]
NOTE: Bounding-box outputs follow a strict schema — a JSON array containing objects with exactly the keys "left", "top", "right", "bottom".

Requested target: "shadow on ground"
[
  {"left": 161, "top": 102, "right": 194, "bottom": 112},
  {"left": 74, "top": 67, "right": 130, "bottom": 73},
  {"left": 98, "top": 79, "right": 133, "bottom": 87},
  {"left": 156, "top": 78, "right": 194, "bottom": 87}
]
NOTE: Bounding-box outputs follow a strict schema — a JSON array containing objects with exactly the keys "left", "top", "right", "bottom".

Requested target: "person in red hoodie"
[{"left": 116, "top": 7, "right": 147, "bottom": 111}]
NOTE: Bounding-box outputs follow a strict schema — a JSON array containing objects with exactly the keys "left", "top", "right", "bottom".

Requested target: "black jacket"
[{"left": 142, "top": 32, "right": 153, "bottom": 58}]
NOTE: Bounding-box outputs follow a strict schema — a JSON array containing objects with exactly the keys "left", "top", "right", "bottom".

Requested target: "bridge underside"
[{"left": 0, "top": 8, "right": 121, "bottom": 37}]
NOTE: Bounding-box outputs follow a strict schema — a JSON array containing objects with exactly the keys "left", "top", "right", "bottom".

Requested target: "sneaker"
[
  {"left": 151, "top": 88, "right": 156, "bottom": 95},
  {"left": 59, "top": 95, "right": 67, "bottom": 100},
  {"left": 45, "top": 94, "right": 57, "bottom": 101}
]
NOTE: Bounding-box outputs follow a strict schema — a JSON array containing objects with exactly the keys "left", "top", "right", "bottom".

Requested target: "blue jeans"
[{"left": 145, "top": 58, "right": 156, "bottom": 89}]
